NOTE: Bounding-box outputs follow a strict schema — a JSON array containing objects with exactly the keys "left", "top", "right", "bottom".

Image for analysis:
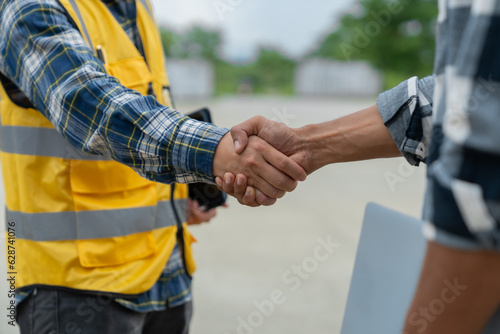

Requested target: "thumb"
[{"left": 231, "top": 116, "right": 267, "bottom": 154}]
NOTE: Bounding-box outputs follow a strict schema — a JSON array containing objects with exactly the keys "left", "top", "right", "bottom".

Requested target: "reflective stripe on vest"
[
  {"left": 0, "top": 125, "right": 108, "bottom": 160},
  {"left": 6, "top": 199, "right": 188, "bottom": 241},
  {"left": 0, "top": 0, "right": 196, "bottom": 295},
  {"left": 67, "top": 0, "right": 94, "bottom": 51}
]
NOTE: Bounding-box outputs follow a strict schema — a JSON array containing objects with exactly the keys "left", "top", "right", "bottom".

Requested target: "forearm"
[
  {"left": 0, "top": 0, "right": 228, "bottom": 184},
  {"left": 300, "top": 75, "right": 436, "bottom": 171},
  {"left": 297, "top": 104, "right": 401, "bottom": 171}
]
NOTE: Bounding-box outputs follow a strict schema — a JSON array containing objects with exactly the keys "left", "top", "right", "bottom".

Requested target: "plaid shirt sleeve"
[
  {"left": 376, "top": 75, "right": 435, "bottom": 166},
  {"left": 0, "top": 0, "right": 228, "bottom": 184},
  {"left": 376, "top": 0, "right": 500, "bottom": 248},
  {"left": 425, "top": 1, "right": 500, "bottom": 247}
]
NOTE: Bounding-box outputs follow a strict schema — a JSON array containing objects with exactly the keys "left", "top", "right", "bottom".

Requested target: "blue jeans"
[{"left": 17, "top": 288, "right": 193, "bottom": 334}]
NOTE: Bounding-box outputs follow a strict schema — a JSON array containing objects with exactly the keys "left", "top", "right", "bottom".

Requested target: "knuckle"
[
  {"left": 267, "top": 188, "right": 279, "bottom": 198},
  {"left": 246, "top": 155, "right": 258, "bottom": 167},
  {"left": 236, "top": 188, "right": 246, "bottom": 198},
  {"left": 252, "top": 141, "right": 265, "bottom": 152},
  {"left": 277, "top": 157, "right": 289, "bottom": 171},
  {"left": 222, "top": 184, "right": 233, "bottom": 194},
  {"left": 270, "top": 188, "right": 285, "bottom": 199},
  {"left": 259, "top": 196, "right": 276, "bottom": 206},
  {"left": 276, "top": 122, "right": 286, "bottom": 131},
  {"left": 243, "top": 194, "right": 259, "bottom": 207},
  {"left": 275, "top": 176, "right": 295, "bottom": 192},
  {"left": 231, "top": 125, "right": 243, "bottom": 134},
  {"left": 243, "top": 198, "right": 255, "bottom": 206},
  {"left": 256, "top": 194, "right": 267, "bottom": 205},
  {"left": 274, "top": 176, "right": 284, "bottom": 190}
]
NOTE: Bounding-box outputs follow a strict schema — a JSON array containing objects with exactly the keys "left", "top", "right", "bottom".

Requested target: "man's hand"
[
  {"left": 220, "top": 117, "right": 313, "bottom": 205},
  {"left": 231, "top": 106, "right": 400, "bottom": 174},
  {"left": 231, "top": 116, "right": 315, "bottom": 174},
  {"left": 215, "top": 172, "right": 259, "bottom": 207},
  {"left": 212, "top": 133, "right": 306, "bottom": 206},
  {"left": 224, "top": 106, "right": 401, "bottom": 202},
  {"left": 187, "top": 198, "right": 223, "bottom": 225}
]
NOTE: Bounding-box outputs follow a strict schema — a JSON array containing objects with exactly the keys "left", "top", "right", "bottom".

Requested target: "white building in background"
[
  {"left": 165, "top": 59, "right": 214, "bottom": 101},
  {"left": 295, "top": 58, "right": 382, "bottom": 97}
]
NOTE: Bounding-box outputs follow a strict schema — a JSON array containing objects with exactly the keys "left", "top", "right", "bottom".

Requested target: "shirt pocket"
[
  {"left": 105, "top": 56, "right": 154, "bottom": 95},
  {"left": 70, "top": 159, "right": 158, "bottom": 268}
]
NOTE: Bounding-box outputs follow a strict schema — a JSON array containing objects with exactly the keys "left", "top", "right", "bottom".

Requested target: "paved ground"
[{"left": 0, "top": 96, "right": 426, "bottom": 334}]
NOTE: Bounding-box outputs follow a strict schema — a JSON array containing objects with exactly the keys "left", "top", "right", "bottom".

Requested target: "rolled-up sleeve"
[{"left": 376, "top": 75, "right": 435, "bottom": 166}]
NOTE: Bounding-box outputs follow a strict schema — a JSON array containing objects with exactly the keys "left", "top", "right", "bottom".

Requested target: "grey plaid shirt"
[{"left": 377, "top": 0, "right": 500, "bottom": 249}]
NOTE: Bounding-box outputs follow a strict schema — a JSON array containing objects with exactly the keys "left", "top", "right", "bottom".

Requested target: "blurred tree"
[
  {"left": 159, "top": 27, "right": 296, "bottom": 95},
  {"left": 160, "top": 26, "right": 221, "bottom": 62},
  {"left": 313, "top": 0, "right": 438, "bottom": 88},
  {"left": 250, "top": 48, "right": 296, "bottom": 94},
  {"left": 159, "top": 27, "right": 179, "bottom": 58},
  {"left": 184, "top": 27, "right": 221, "bottom": 62},
  {"left": 216, "top": 47, "right": 296, "bottom": 95}
]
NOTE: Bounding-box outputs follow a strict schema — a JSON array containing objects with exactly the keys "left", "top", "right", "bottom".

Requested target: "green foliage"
[
  {"left": 159, "top": 27, "right": 178, "bottom": 58},
  {"left": 159, "top": 0, "right": 438, "bottom": 95},
  {"left": 160, "top": 26, "right": 295, "bottom": 95},
  {"left": 216, "top": 48, "right": 296, "bottom": 95},
  {"left": 313, "top": 0, "right": 438, "bottom": 88},
  {"left": 252, "top": 49, "right": 296, "bottom": 94},
  {"left": 160, "top": 26, "right": 220, "bottom": 61}
]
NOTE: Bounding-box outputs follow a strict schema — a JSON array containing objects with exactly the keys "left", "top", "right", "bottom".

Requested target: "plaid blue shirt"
[
  {"left": 0, "top": 0, "right": 228, "bottom": 185},
  {"left": 377, "top": 0, "right": 500, "bottom": 249},
  {"left": 16, "top": 244, "right": 192, "bottom": 311},
  {"left": 115, "top": 244, "right": 193, "bottom": 311},
  {"left": 0, "top": 0, "right": 227, "bottom": 310}
]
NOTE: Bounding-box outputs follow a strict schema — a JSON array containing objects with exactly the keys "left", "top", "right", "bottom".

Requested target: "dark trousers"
[{"left": 17, "top": 288, "right": 193, "bottom": 334}]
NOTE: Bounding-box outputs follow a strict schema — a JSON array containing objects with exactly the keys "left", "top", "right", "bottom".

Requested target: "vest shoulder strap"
[
  {"left": 58, "top": 0, "right": 155, "bottom": 52},
  {"left": 61, "top": 0, "right": 94, "bottom": 51},
  {"left": 137, "top": 0, "right": 153, "bottom": 18}
]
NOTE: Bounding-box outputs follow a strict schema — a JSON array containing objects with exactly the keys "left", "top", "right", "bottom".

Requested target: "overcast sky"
[{"left": 150, "top": 0, "right": 356, "bottom": 61}]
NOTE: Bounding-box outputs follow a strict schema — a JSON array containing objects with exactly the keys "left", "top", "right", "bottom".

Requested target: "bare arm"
[
  {"left": 231, "top": 104, "right": 401, "bottom": 174},
  {"left": 294, "top": 104, "right": 401, "bottom": 171},
  {"left": 219, "top": 105, "right": 401, "bottom": 204},
  {"left": 224, "top": 74, "right": 435, "bottom": 204}
]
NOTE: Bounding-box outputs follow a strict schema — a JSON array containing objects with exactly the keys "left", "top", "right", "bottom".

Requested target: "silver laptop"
[{"left": 341, "top": 202, "right": 500, "bottom": 334}]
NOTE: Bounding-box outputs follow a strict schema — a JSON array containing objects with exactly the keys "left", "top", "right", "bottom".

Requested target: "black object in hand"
[{"left": 188, "top": 183, "right": 227, "bottom": 211}]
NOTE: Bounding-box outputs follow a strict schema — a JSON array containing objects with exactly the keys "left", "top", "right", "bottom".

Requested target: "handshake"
[
  {"left": 212, "top": 106, "right": 401, "bottom": 207},
  {"left": 212, "top": 116, "right": 315, "bottom": 207}
]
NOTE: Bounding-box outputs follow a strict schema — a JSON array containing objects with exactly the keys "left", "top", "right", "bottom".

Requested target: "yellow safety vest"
[{"left": 0, "top": 0, "right": 196, "bottom": 296}]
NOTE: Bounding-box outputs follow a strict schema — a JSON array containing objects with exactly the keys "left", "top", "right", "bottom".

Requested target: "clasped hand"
[{"left": 212, "top": 116, "right": 313, "bottom": 207}]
